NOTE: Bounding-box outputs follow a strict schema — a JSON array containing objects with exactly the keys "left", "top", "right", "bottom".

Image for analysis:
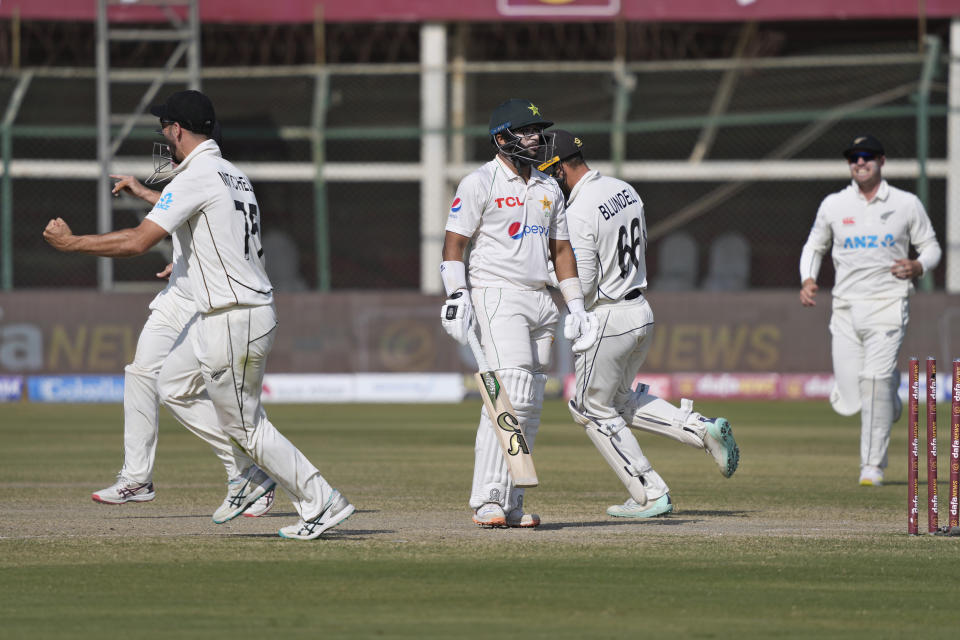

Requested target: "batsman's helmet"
[{"left": 488, "top": 99, "right": 553, "bottom": 166}]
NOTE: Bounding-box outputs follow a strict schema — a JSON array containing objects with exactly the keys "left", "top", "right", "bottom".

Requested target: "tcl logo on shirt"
[
  {"left": 842, "top": 217, "right": 855, "bottom": 225},
  {"left": 495, "top": 196, "right": 525, "bottom": 208}
]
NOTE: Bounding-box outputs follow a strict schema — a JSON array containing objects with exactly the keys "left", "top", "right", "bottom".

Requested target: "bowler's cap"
[
  {"left": 489, "top": 99, "right": 552, "bottom": 137},
  {"left": 842, "top": 134, "right": 884, "bottom": 159},
  {"left": 150, "top": 90, "right": 216, "bottom": 136}
]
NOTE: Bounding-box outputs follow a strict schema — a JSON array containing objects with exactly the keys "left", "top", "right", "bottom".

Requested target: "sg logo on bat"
[{"left": 496, "top": 411, "right": 530, "bottom": 456}]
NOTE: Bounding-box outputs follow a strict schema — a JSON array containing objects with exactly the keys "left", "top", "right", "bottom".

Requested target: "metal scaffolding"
[{"left": 95, "top": 0, "right": 200, "bottom": 290}]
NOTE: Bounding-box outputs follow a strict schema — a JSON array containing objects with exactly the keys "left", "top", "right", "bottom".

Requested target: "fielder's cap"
[
  {"left": 150, "top": 90, "right": 216, "bottom": 136},
  {"left": 842, "top": 134, "right": 884, "bottom": 159},
  {"left": 488, "top": 98, "right": 553, "bottom": 137},
  {"left": 538, "top": 129, "right": 584, "bottom": 173}
]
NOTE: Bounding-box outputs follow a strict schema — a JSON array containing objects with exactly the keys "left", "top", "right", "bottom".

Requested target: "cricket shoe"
[
  {"left": 703, "top": 417, "right": 739, "bottom": 478},
  {"left": 472, "top": 502, "right": 508, "bottom": 528},
  {"left": 278, "top": 490, "right": 355, "bottom": 540},
  {"left": 607, "top": 494, "right": 673, "bottom": 519},
  {"left": 243, "top": 488, "right": 276, "bottom": 517},
  {"left": 506, "top": 508, "right": 540, "bottom": 528},
  {"left": 212, "top": 466, "right": 276, "bottom": 524},
  {"left": 859, "top": 466, "right": 884, "bottom": 487},
  {"left": 92, "top": 474, "right": 155, "bottom": 505}
]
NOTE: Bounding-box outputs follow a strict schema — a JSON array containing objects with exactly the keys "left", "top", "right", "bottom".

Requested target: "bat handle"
[{"left": 467, "top": 328, "right": 490, "bottom": 372}]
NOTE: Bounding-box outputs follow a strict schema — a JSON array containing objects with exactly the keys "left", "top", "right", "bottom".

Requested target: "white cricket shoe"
[
  {"left": 703, "top": 417, "right": 739, "bottom": 478},
  {"left": 472, "top": 502, "right": 507, "bottom": 528},
  {"left": 92, "top": 474, "right": 155, "bottom": 505},
  {"left": 243, "top": 488, "right": 276, "bottom": 517},
  {"left": 607, "top": 494, "right": 673, "bottom": 518},
  {"left": 212, "top": 466, "right": 276, "bottom": 524},
  {"left": 506, "top": 508, "right": 541, "bottom": 528},
  {"left": 859, "top": 466, "right": 884, "bottom": 487},
  {"left": 278, "top": 490, "right": 355, "bottom": 540}
]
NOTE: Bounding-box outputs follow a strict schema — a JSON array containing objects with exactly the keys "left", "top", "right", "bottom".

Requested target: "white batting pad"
[
  {"left": 470, "top": 368, "right": 543, "bottom": 511},
  {"left": 620, "top": 384, "right": 705, "bottom": 449},
  {"left": 569, "top": 401, "right": 651, "bottom": 505}
]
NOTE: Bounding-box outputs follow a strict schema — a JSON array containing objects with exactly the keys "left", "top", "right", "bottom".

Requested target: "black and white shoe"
[
  {"left": 92, "top": 474, "right": 155, "bottom": 505},
  {"left": 278, "top": 490, "right": 355, "bottom": 540}
]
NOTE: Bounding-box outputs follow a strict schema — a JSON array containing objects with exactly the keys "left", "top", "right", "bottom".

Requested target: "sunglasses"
[
  {"left": 847, "top": 152, "right": 877, "bottom": 163},
  {"left": 155, "top": 120, "right": 177, "bottom": 135}
]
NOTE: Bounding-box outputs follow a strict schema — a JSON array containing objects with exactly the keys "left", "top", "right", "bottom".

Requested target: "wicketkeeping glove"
[
  {"left": 564, "top": 310, "right": 600, "bottom": 353},
  {"left": 441, "top": 289, "right": 474, "bottom": 345}
]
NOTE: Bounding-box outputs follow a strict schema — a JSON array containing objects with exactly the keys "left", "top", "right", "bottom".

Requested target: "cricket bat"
[{"left": 467, "top": 330, "right": 538, "bottom": 488}]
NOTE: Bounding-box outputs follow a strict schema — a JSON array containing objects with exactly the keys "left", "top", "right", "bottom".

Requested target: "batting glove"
[
  {"left": 441, "top": 289, "right": 475, "bottom": 346},
  {"left": 564, "top": 310, "right": 600, "bottom": 353}
]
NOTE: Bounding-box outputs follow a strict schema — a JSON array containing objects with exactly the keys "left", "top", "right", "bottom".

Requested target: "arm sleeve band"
[
  {"left": 440, "top": 260, "right": 467, "bottom": 296},
  {"left": 559, "top": 277, "right": 585, "bottom": 314}
]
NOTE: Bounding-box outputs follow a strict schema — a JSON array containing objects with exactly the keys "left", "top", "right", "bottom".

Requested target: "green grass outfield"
[{"left": 1, "top": 400, "right": 959, "bottom": 639}]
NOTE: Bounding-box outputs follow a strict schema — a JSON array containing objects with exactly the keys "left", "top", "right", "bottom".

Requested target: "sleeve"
[
  {"left": 549, "top": 184, "right": 569, "bottom": 241},
  {"left": 566, "top": 206, "right": 598, "bottom": 303},
  {"left": 444, "top": 173, "right": 485, "bottom": 238},
  {"left": 909, "top": 197, "right": 942, "bottom": 274},
  {"left": 799, "top": 199, "right": 833, "bottom": 283},
  {"left": 144, "top": 173, "right": 209, "bottom": 234}
]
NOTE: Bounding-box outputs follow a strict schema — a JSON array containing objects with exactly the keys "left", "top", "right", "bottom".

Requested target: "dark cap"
[
  {"left": 537, "top": 129, "right": 583, "bottom": 174},
  {"left": 842, "top": 134, "right": 884, "bottom": 159},
  {"left": 150, "top": 90, "right": 216, "bottom": 136},
  {"left": 488, "top": 99, "right": 552, "bottom": 138}
]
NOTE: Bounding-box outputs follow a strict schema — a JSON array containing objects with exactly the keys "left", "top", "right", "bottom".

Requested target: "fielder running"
[
  {"left": 800, "top": 134, "right": 941, "bottom": 487},
  {"left": 89, "top": 175, "right": 273, "bottom": 519},
  {"left": 440, "top": 100, "right": 599, "bottom": 528},
  {"left": 539, "top": 130, "right": 739, "bottom": 518},
  {"left": 45, "top": 90, "right": 352, "bottom": 539}
]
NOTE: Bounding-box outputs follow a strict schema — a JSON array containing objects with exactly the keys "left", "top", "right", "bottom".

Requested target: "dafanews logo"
[
  {"left": 508, "top": 222, "right": 548, "bottom": 240},
  {"left": 451, "top": 197, "right": 462, "bottom": 212}
]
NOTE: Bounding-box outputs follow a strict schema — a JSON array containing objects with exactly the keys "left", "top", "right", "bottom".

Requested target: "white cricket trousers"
[
  {"left": 572, "top": 297, "right": 669, "bottom": 501},
  {"left": 468, "top": 287, "right": 557, "bottom": 512},
  {"left": 829, "top": 296, "right": 908, "bottom": 470},
  {"left": 157, "top": 303, "right": 335, "bottom": 521},
  {"left": 121, "top": 288, "right": 252, "bottom": 483}
]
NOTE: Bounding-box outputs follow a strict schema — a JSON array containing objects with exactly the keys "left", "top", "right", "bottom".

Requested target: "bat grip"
[{"left": 467, "top": 329, "right": 490, "bottom": 372}]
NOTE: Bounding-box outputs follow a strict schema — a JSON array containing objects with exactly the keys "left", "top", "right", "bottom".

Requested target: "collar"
[
  {"left": 565, "top": 169, "right": 600, "bottom": 206},
  {"left": 494, "top": 155, "right": 543, "bottom": 184},
  {"left": 850, "top": 178, "right": 889, "bottom": 203},
  {"left": 174, "top": 139, "right": 222, "bottom": 174}
]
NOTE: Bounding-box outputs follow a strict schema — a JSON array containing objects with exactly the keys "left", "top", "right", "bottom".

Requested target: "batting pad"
[
  {"left": 620, "top": 384, "right": 705, "bottom": 449},
  {"left": 470, "top": 368, "right": 543, "bottom": 511},
  {"left": 569, "top": 402, "right": 650, "bottom": 505}
]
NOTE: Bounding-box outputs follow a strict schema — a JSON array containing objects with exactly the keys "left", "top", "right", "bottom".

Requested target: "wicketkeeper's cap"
[
  {"left": 488, "top": 99, "right": 553, "bottom": 138},
  {"left": 538, "top": 129, "right": 583, "bottom": 174},
  {"left": 151, "top": 90, "right": 216, "bottom": 136},
  {"left": 842, "top": 134, "right": 884, "bottom": 159}
]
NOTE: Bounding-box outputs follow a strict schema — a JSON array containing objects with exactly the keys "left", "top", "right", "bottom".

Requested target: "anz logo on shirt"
[
  {"left": 842, "top": 234, "right": 895, "bottom": 249},
  {"left": 154, "top": 192, "right": 174, "bottom": 211}
]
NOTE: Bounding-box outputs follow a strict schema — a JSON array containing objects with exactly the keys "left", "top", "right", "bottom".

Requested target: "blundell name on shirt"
[{"left": 599, "top": 189, "right": 637, "bottom": 221}]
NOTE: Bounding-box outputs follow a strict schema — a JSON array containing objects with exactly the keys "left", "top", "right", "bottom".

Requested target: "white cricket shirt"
[
  {"left": 445, "top": 156, "right": 568, "bottom": 290},
  {"left": 800, "top": 179, "right": 941, "bottom": 300},
  {"left": 146, "top": 140, "right": 273, "bottom": 313},
  {"left": 564, "top": 169, "right": 647, "bottom": 309}
]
